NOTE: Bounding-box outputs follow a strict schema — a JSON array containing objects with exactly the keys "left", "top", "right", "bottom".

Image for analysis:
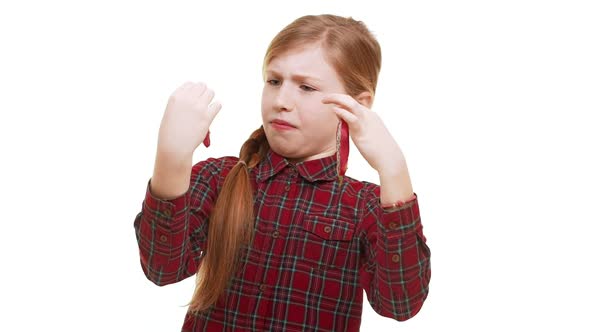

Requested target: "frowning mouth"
[{"left": 271, "top": 119, "right": 296, "bottom": 130}]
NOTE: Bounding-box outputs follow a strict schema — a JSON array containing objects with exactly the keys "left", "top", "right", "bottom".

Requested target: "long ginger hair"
[{"left": 186, "top": 14, "right": 382, "bottom": 314}]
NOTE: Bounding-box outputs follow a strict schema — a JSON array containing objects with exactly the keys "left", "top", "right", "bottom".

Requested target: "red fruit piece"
[
  {"left": 203, "top": 130, "right": 211, "bottom": 148},
  {"left": 338, "top": 121, "right": 349, "bottom": 184}
]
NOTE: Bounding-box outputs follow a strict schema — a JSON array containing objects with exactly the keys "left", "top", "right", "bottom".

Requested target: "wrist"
[{"left": 381, "top": 193, "right": 417, "bottom": 209}]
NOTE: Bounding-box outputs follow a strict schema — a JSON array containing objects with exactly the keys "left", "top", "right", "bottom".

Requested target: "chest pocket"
[{"left": 297, "top": 214, "right": 356, "bottom": 270}]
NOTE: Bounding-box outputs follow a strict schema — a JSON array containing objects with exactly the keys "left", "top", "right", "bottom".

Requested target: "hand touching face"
[{"left": 261, "top": 44, "right": 347, "bottom": 162}]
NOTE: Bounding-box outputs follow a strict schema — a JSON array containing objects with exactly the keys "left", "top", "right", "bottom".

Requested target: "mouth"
[{"left": 271, "top": 119, "right": 296, "bottom": 130}]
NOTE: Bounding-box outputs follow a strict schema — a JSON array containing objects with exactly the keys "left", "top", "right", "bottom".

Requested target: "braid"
[
  {"left": 239, "top": 125, "right": 269, "bottom": 168},
  {"left": 187, "top": 125, "right": 269, "bottom": 313}
]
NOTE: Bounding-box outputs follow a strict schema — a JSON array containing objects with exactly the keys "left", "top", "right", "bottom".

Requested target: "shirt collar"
[{"left": 257, "top": 148, "right": 339, "bottom": 183}]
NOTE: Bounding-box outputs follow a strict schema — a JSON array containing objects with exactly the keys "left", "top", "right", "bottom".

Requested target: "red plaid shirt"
[{"left": 134, "top": 148, "right": 431, "bottom": 331}]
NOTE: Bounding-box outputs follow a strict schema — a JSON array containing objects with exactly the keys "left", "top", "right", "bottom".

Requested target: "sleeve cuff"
[
  {"left": 144, "top": 178, "right": 190, "bottom": 218},
  {"left": 375, "top": 193, "right": 420, "bottom": 236},
  {"left": 380, "top": 193, "right": 418, "bottom": 212}
]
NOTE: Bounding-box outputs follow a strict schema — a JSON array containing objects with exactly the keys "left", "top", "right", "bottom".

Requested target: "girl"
[{"left": 134, "top": 14, "right": 431, "bottom": 332}]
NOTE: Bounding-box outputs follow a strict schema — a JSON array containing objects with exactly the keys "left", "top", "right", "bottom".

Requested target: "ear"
[{"left": 355, "top": 91, "right": 373, "bottom": 108}]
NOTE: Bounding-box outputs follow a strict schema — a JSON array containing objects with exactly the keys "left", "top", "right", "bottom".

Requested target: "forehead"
[{"left": 266, "top": 45, "right": 338, "bottom": 82}]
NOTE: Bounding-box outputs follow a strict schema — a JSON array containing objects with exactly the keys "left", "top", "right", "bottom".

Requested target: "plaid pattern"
[{"left": 134, "top": 148, "right": 431, "bottom": 331}]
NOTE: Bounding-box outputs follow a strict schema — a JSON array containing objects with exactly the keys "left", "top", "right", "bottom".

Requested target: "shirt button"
[
  {"left": 391, "top": 254, "right": 400, "bottom": 263},
  {"left": 323, "top": 226, "right": 332, "bottom": 233},
  {"left": 285, "top": 185, "right": 291, "bottom": 192},
  {"left": 388, "top": 222, "right": 397, "bottom": 230},
  {"left": 272, "top": 230, "right": 280, "bottom": 238},
  {"left": 259, "top": 284, "right": 266, "bottom": 292},
  {"left": 164, "top": 209, "right": 171, "bottom": 217},
  {"left": 159, "top": 234, "right": 168, "bottom": 242}
]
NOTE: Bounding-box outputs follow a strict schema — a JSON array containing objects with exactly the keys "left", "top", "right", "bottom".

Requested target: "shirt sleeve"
[
  {"left": 358, "top": 182, "right": 431, "bottom": 321},
  {"left": 133, "top": 157, "right": 223, "bottom": 286}
]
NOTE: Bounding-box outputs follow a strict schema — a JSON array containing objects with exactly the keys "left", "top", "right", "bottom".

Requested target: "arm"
[
  {"left": 150, "top": 147, "right": 194, "bottom": 200},
  {"left": 321, "top": 91, "right": 431, "bottom": 318},
  {"left": 133, "top": 157, "right": 221, "bottom": 286},
  {"left": 358, "top": 181, "right": 431, "bottom": 321},
  {"left": 378, "top": 161, "right": 415, "bottom": 208}
]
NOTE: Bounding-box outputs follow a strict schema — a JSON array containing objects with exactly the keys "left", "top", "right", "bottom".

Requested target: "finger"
[
  {"left": 200, "top": 88, "right": 215, "bottom": 106},
  {"left": 172, "top": 81, "right": 192, "bottom": 96},
  {"left": 322, "top": 94, "right": 360, "bottom": 115},
  {"left": 178, "top": 81, "right": 192, "bottom": 92},
  {"left": 332, "top": 106, "right": 357, "bottom": 124},
  {"left": 190, "top": 82, "right": 207, "bottom": 98},
  {"left": 322, "top": 93, "right": 356, "bottom": 106}
]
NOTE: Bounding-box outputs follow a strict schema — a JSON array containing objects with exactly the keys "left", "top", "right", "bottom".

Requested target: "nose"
[{"left": 274, "top": 84, "right": 293, "bottom": 112}]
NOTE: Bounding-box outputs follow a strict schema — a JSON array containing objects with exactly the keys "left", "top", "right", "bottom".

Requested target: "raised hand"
[
  {"left": 157, "top": 81, "right": 222, "bottom": 159},
  {"left": 322, "top": 93, "right": 402, "bottom": 174}
]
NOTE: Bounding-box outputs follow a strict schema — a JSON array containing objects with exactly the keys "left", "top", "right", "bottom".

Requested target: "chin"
[{"left": 267, "top": 139, "right": 303, "bottom": 159}]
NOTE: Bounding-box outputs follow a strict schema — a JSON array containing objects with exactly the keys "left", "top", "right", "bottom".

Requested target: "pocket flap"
[{"left": 302, "top": 215, "right": 354, "bottom": 241}]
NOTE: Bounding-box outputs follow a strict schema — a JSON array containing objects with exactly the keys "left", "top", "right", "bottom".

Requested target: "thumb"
[{"left": 209, "top": 100, "right": 223, "bottom": 118}]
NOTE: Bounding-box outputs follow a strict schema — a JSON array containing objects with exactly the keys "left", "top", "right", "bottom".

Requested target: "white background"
[{"left": 1, "top": 0, "right": 589, "bottom": 331}]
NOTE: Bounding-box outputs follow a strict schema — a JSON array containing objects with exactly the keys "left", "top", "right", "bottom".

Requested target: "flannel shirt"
[{"left": 134, "top": 148, "right": 431, "bottom": 331}]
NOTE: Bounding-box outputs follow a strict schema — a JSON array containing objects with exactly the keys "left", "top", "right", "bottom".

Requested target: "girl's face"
[{"left": 261, "top": 44, "right": 347, "bottom": 163}]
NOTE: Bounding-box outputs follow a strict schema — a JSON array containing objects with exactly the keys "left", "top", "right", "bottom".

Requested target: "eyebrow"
[{"left": 265, "top": 69, "right": 323, "bottom": 83}]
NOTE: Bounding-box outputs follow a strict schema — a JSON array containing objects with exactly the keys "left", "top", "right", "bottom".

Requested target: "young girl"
[{"left": 134, "top": 14, "right": 431, "bottom": 332}]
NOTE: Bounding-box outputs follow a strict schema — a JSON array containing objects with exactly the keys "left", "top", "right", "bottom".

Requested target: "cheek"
[
  {"left": 302, "top": 110, "right": 337, "bottom": 134},
  {"left": 312, "top": 105, "right": 338, "bottom": 125},
  {"left": 261, "top": 86, "right": 273, "bottom": 102},
  {"left": 261, "top": 94, "right": 272, "bottom": 115},
  {"left": 304, "top": 97, "right": 333, "bottom": 116}
]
